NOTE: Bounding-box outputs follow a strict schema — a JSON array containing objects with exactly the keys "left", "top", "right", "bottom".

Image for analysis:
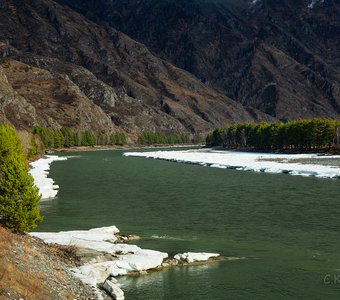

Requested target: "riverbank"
[
  {"left": 210, "top": 146, "right": 340, "bottom": 155},
  {"left": 29, "top": 155, "right": 68, "bottom": 199},
  {"left": 0, "top": 226, "right": 97, "bottom": 300},
  {"left": 0, "top": 221, "right": 226, "bottom": 300},
  {"left": 47, "top": 144, "right": 204, "bottom": 153},
  {"left": 125, "top": 148, "right": 340, "bottom": 179},
  {"left": 30, "top": 226, "right": 225, "bottom": 300}
]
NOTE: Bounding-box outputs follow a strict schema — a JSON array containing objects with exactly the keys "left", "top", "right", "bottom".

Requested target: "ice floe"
[
  {"left": 70, "top": 261, "right": 127, "bottom": 300},
  {"left": 102, "top": 278, "right": 125, "bottom": 300},
  {"left": 29, "top": 155, "right": 67, "bottom": 199},
  {"left": 117, "top": 249, "right": 168, "bottom": 272},
  {"left": 174, "top": 252, "right": 220, "bottom": 263},
  {"left": 124, "top": 149, "right": 340, "bottom": 179},
  {"left": 30, "top": 225, "right": 120, "bottom": 250}
]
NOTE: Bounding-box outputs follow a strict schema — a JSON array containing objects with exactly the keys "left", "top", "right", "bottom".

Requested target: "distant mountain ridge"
[
  {"left": 0, "top": 0, "right": 339, "bottom": 137},
  {"left": 0, "top": 0, "right": 271, "bottom": 135},
  {"left": 57, "top": 0, "right": 340, "bottom": 120}
]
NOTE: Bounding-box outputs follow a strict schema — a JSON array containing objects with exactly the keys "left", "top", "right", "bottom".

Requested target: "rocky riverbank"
[
  {"left": 0, "top": 224, "right": 227, "bottom": 300},
  {"left": 30, "top": 226, "right": 225, "bottom": 300},
  {"left": 0, "top": 226, "right": 97, "bottom": 300}
]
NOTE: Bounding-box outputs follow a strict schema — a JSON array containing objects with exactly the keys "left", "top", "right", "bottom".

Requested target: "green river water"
[{"left": 36, "top": 149, "right": 340, "bottom": 299}]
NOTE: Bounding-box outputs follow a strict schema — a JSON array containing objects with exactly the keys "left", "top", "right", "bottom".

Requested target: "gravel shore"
[{"left": 0, "top": 226, "right": 98, "bottom": 300}]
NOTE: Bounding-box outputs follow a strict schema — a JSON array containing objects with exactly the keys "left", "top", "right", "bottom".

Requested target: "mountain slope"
[
  {"left": 0, "top": 58, "right": 115, "bottom": 131},
  {"left": 0, "top": 0, "right": 270, "bottom": 135},
  {"left": 57, "top": 0, "right": 340, "bottom": 121}
]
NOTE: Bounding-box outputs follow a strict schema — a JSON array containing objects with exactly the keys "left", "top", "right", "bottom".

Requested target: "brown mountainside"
[
  {"left": 58, "top": 0, "right": 340, "bottom": 121},
  {"left": 0, "top": 0, "right": 272, "bottom": 136}
]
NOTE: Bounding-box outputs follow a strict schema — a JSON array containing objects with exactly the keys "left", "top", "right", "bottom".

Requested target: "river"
[{"left": 36, "top": 148, "right": 340, "bottom": 299}]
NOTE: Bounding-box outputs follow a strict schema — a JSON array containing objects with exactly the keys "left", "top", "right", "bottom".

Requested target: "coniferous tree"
[
  {"left": 207, "top": 119, "right": 340, "bottom": 151},
  {"left": 0, "top": 125, "right": 42, "bottom": 231}
]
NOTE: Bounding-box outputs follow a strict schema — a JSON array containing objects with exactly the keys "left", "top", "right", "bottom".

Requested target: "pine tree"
[{"left": 0, "top": 125, "right": 43, "bottom": 231}]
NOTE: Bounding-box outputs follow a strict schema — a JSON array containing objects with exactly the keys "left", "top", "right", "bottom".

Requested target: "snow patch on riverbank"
[
  {"left": 32, "top": 226, "right": 168, "bottom": 270},
  {"left": 31, "top": 226, "right": 168, "bottom": 300},
  {"left": 29, "top": 155, "right": 67, "bottom": 199},
  {"left": 31, "top": 225, "right": 220, "bottom": 300},
  {"left": 70, "top": 248, "right": 168, "bottom": 299},
  {"left": 124, "top": 149, "right": 340, "bottom": 179},
  {"left": 30, "top": 226, "right": 120, "bottom": 249}
]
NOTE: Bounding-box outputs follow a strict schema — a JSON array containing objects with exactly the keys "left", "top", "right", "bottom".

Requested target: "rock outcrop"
[{"left": 0, "top": 59, "right": 115, "bottom": 131}]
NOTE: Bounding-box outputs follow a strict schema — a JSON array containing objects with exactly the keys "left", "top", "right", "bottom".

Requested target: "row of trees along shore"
[
  {"left": 138, "top": 131, "right": 187, "bottom": 145},
  {"left": 206, "top": 119, "right": 340, "bottom": 151},
  {"left": 33, "top": 127, "right": 127, "bottom": 149},
  {"left": 33, "top": 127, "right": 205, "bottom": 149},
  {"left": 137, "top": 131, "right": 204, "bottom": 145}
]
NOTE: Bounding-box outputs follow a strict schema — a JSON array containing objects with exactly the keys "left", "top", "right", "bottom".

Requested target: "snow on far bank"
[
  {"left": 29, "top": 155, "right": 67, "bottom": 199},
  {"left": 124, "top": 149, "right": 340, "bottom": 179}
]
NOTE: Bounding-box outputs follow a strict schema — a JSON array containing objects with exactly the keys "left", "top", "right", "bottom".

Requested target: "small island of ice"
[{"left": 174, "top": 252, "right": 220, "bottom": 263}]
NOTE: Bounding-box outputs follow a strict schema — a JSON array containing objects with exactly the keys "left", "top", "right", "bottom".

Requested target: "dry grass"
[
  {"left": 0, "top": 226, "right": 94, "bottom": 300},
  {"left": 0, "top": 227, "right": 47, "bottom": 299},
  {"left": 0, "top": 260, "right": 46, "bottom": 299},
  {"left": 48, "top": 244, "right": 80, "bottom": 266}
]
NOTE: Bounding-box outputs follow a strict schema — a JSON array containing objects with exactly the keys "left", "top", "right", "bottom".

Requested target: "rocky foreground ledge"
[
  {"left": 0, "top": 226, "right": 97, "bottom": 299},
  {"left": 30, "top": 226, "right": 226, "bottom": 300}
]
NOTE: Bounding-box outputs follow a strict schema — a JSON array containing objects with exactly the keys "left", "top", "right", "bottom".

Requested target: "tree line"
[
  {"left": 137, "top": 131, "right": 195, "bottom": 145},
  {"left": 206, "top": 119, "right": 340, "bottom": 151},
  {"left": 33, "top": 127, "right": 127, "bottom": 149}
]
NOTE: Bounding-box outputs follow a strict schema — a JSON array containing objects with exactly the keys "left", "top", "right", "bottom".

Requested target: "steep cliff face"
[
  {"left": 58, "top": 0, "right": 340, "bottom": 121},
  {"left": 0, "top": 0, "right": 270, "bottom": 135},
  {"left": 0, "top": 63, "right": 38, "bottom": 129},
  {"left": 0, "top": 59, "right": 115, "bottom": 131}
]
